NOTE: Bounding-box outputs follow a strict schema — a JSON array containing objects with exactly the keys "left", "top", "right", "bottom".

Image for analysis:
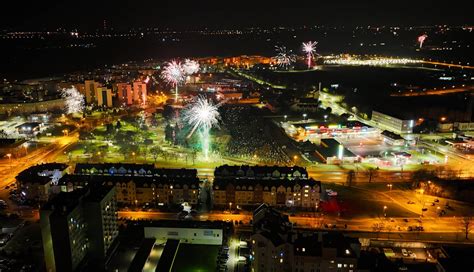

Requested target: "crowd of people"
[{"left": 220, "top": 105, "right": 290, "bottom": 165}]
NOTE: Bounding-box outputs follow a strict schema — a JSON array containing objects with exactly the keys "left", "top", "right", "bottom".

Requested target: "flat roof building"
[{"left": 372, "top": 110, "right": 415, "bottom": 134}]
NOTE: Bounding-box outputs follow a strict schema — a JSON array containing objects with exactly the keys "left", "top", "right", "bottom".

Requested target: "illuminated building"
[
  {"left": 84, "top": 80, "right": 100, "bottom": 104},
  {"left": 212, "top": 178, "right": 320, "bottom": 208},
  {"left": 132, "top": 81, "right": 147, "bottom": 105},
  {"left": 40, "top": 186, "right": 118, "bottom": 272},
  {"left": 371, "top": 110, "right": 414, "bottom": 134},
  {"left": 96, "top": 87, "right": 113, "bottom": 107},
  {"left": 16, "top": 163, "right": 70, "bottom": 202},
  {"left": 251, "top": 204, "right": 360, "bottom": 272},
  {"left": 115, "top": 83, "right": 133, "bottom": 105}
]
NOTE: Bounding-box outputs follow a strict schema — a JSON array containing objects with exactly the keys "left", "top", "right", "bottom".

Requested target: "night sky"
[{"left": 2, "top": 0, "right": 473, "bottom": 30}]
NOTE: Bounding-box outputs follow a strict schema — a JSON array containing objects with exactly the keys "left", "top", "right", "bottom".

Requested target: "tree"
[
  {"left": 413, "top": 169, "right": 435, "bottom": 182},
  {"left": 325, "top": 107, "right": 332, "bottom": 115},
  {"left": 372, "top": 222, "right": 385, "bottom": 238},
  {"left": 0, "top": 130, "right": 8, "bottom": 139},
  {"left": 346, "top": 170, "right": 355, "bottom": 187},
  {"left": 460, "top": 217, "right": 473, "bottom": 240},
  {"left": 367, "top": 168, "right": 377, "bottom": 183},
  {"left": 150, "top": 146, "right": 163, "bottom": 163}
]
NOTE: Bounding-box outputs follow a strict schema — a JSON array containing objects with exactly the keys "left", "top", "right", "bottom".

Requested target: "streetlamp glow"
[{"left": 337, "top": 145, "right": 344, "bottom": 160}]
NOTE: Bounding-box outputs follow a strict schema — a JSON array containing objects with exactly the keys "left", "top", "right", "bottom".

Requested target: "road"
[
  {"left": 0, "top": 132, "right": 79, "bottom": 214},
  {"left": 117, "top": 210, "right": 471, "bottom": 238}
]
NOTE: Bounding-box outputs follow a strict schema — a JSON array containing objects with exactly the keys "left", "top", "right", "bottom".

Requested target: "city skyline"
[{"left": 0, "top": 1, "right": 473, "bottom": 272}]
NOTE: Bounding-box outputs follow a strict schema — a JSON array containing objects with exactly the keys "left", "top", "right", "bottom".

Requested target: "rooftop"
[
  {"left": 317, "top": 138, "right": 356, "bottom": 159},
  {"left": 41, "top": 188, "right": 87, "bottom": 215},
  {"left": 214, "top": 164, "right": 308, "bottom": 179},
  {"left": 16, "top": 163, "right": 69, "bottom": 184},
  {"left": 139, "top": 219, "right": 225, "bottom": 230},
  {"left": 74, "top": 163, "right": 197, "bottom": 178},
  {"left": 381, "top": 130, "right": 405, "bottom": 140},
  {"left": 155, "top": 239, "right": 180, "bottom": 272}
]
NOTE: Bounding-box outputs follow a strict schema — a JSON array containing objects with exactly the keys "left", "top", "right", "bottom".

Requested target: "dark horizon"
[{"left": 2, "top": 0, "right": 474, "bottom": 31}]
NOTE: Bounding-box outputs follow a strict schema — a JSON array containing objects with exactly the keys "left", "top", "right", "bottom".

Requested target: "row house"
[
  {"left": 16, "top": 163, "right": 70, "bottom": 203},
  {"left": 212, "top": 178, "right": 320, "bottom": 209},
  {"left": 57, "top": 175, "right": 200, "bottom": 207},
  {"left": 214, "top": 165, "right": 308, "bottom": 180}
]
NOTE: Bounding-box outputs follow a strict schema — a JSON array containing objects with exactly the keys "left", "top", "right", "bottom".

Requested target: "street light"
[
  {"left": 302, "top": 113, "right": 307, "bottom": 120},
  {"left": 23, "top": 142, "right": 28, "bottom": 155},
  {"left": 6, "top": 153, "right": 12, "bottom": 169},
  {"left": 387, "top": 184, "right": 392, "bottom": 191},
  {"left": 229, "top": 202, "right": 232, "bottom": 212},
  {"left": 383, "top": 205, "right": 388, "bottom": 217}
]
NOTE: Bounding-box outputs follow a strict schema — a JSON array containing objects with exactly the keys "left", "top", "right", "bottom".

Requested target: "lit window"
[
  {"left": 344, "top": 264, "right": 347, "bottom": 267},
  {"left": 337, "top": 264, "right": 342, "bottom": 268},
  {"left": 345, "top": 249, "right": 350, "bottom": 255},
  {"left": 280, "top": 258, "right": 283, "bottom": 263},
  {"left": 302, "top": 248, "right": 305, "bottom": 252}
]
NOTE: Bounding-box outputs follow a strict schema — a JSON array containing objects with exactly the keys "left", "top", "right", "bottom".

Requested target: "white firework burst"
[
  {"left": 183, "top": 96, "right": 220, "bottom": 137},
  {"left": 273, "top": 46, "right": 296, "bottom": 68},
  {"left": 183, "top": 59, "right": 200, "bottom": 75},
  {"left": 61, "top": 87, "right": 84, "bottom": 114},
  {"left": 161, "top": 60, "right": 185, "bottom": 86},
  {"left": 161, "top": 60, "right": 186, "bottom": 101}
]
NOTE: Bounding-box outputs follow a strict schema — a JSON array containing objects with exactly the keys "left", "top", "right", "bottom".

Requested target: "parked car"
[{"left": 401, "top": 248, "right": 408, "bottom": 257}]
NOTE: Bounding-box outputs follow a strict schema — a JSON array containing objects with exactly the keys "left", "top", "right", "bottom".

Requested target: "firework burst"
[
  {"left": 161, "top": 60, "right": 185, "bottom": 101},
  {"left": 61, "top": 87, "right": 85, "bottom": 114},
  {"left": 273, "top": 46, "right": 296, "bottom": 69},
  {"left": 302, "top": 41, "right": 318, "bottom": 68},
  {"left": 183, "top": 96, "right": 220, "bottom": 137},
  {"left": 417, "top": 34, "right": 428, "bottom": 49},
  {"left": 183, "top": 96, "right": 221, "bottom": 159},
  {"left": 183, "top": 59, "right": 200, "bottom": 75}
]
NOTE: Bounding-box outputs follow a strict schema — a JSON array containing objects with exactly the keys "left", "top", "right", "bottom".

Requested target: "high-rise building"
[
  {"left": 40, "top": 186, "right": 118, "bottom": 272},
  {"left": 115, "top": 83, "right": 133, "bottom": 105},
  {"left": 96, "top": 87, "right": 113, "bottom": 107},
  {"left": 40, "top": 189, "right": 89, "bottom": 272},
  {"left": 84, "top": 80, "right": 100, "bottom": 104},
  {"left": 132, "top": 81, "right": 147, "bottom": 105}
]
